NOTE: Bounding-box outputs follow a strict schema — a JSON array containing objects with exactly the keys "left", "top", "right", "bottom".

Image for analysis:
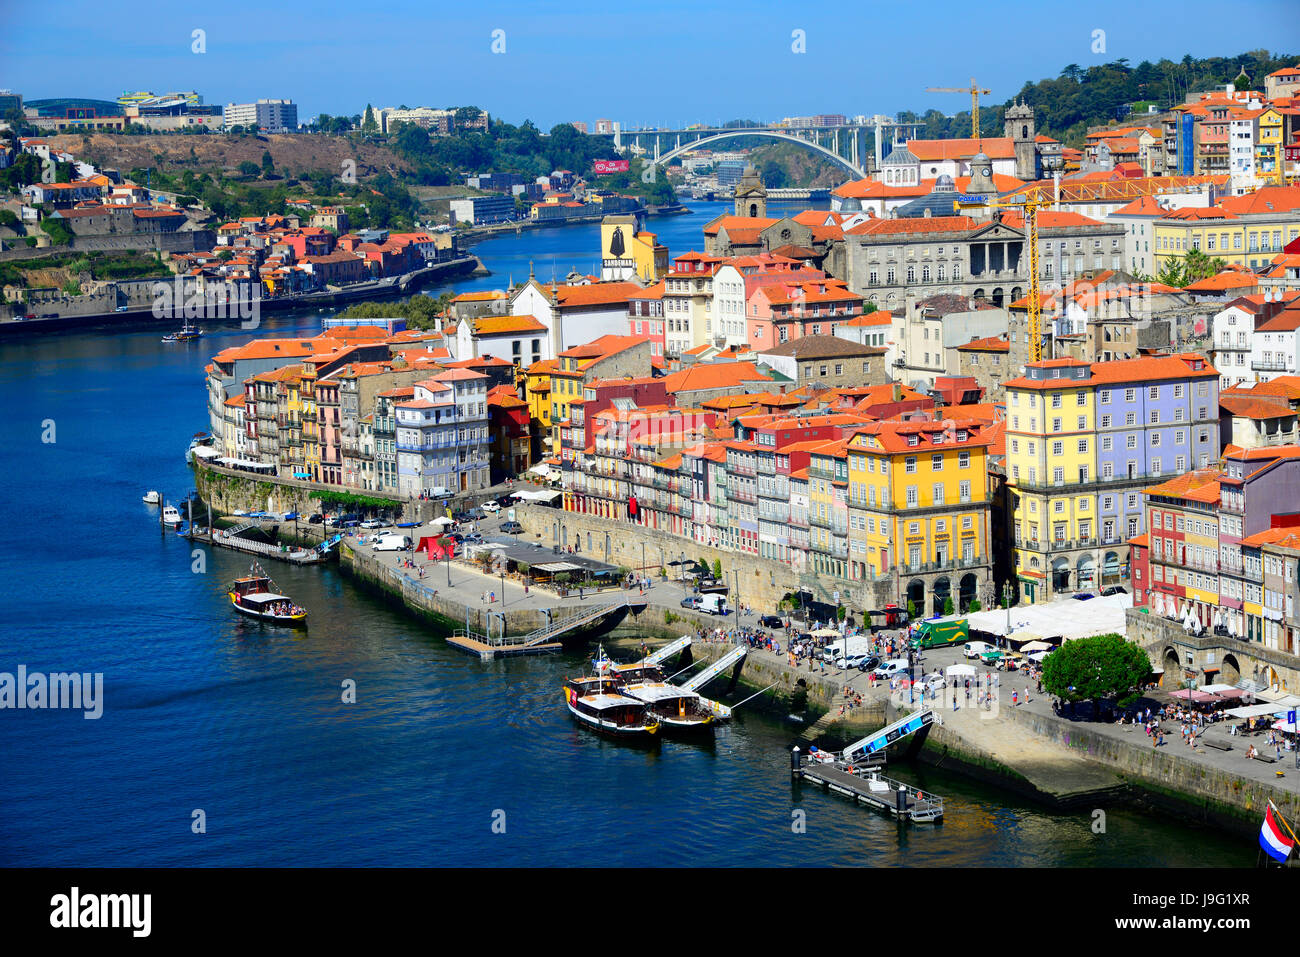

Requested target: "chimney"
[{"left": 892, "top": 381, "right": 902, "bottom": 402}]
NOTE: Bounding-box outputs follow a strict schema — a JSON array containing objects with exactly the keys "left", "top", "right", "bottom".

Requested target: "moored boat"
[
  {"left": 161, "top": 505, "right": 183, "bottom": 526},
  {"left": 562, "top": 675, "right": 659, "bottom": 737},
  {"left": 162, "top": 322, "right": 204, "bottom": 343},
  {"left": 143, "top": 490, "right": 160, "bottom": 505},
  {"left": 611, "top": 664, "right": 722, "bottom": 730},
  {"left": 227, "top": 562, "right": 308, "bottom": 627}
]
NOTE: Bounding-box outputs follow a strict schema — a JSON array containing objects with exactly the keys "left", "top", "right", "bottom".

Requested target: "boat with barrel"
[
  {"left": 227, "top": 562, "right": 308, "bottom": 626},
  {"left": 608, "top": 663, "right": 717, "bottom": 731},
  {"left": 562, "top": 674, "right": 659, "bottom": 738}
]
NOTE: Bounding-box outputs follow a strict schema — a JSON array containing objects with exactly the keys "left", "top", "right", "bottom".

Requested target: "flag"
[{"left": 1260, "top": 805, "right": 1294, "bottom": 863}]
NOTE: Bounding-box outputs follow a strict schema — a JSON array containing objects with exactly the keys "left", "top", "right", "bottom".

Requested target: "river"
[{"left": 0, "top": 200, "right": 1251, "bottom": 866}]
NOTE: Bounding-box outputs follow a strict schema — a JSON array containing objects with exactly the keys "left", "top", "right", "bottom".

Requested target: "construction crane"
[
  {"left": 925, "top": 78, "right": 992, "bottom": 138},
  {"left": 953, "top": 194, "right": 1050, "bottom": 363}
]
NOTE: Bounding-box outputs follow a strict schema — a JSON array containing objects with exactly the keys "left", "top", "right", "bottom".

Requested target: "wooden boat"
[
  {"left": 227, "top": 562, "right": 308, "bottom": 626},
  {"left": 162, "top": 322, "right": 204, "bottom": 342},
  {"left": 562, "top": 675, "right": 659, "bottom": 737},
  {"left": 610, "top": 664, "right": 720, "bottom": 730}
]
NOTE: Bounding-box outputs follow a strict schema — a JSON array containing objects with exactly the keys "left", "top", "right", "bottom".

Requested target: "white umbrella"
[
  {"left": 1272, "top": 720, "right": 1299, "bottom": 734},
  {"left": 427, "top": 516, "right": 454, "bottom": 528},
  {"left": 1019, "top": 640, "right": 1053, "bottom": 653}
]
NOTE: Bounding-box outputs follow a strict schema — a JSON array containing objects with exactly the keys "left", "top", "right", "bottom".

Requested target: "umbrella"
[
  {"left": 427, "top": 516, "right": 454, "bottom": 528},
  {"left": 1272, "top": 720, "right": 1299, "bottom": 734},
  {"left": 1019, "top": 640, "right": 1053, "bottom": 653},
  {"left": 812, "top": 628, "right": 841, "bottom": 638},
  {"left": 1007, "top": 630, "right": 1044, "bottom": 644}
]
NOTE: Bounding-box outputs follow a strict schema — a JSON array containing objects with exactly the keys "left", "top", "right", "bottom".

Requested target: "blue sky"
[{"left": 2, "top": 0, "right": 1297, "bottom": 129}]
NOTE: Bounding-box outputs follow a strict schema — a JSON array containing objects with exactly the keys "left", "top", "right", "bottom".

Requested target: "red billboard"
[{"left": 593, "top": 159, "right": 630, "bottom": 174}]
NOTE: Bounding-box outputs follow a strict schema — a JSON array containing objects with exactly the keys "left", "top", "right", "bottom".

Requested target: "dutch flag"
[{"left": 1260, "top": 805, "right": 1295, "bottom": 864}]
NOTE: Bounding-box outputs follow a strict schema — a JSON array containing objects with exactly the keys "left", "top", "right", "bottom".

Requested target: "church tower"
[
  {"left": 966, "top": 151, "right": 997, "bottom": 198},
  {"left": 1004, "top": 100, "right": 1038, "bottom": 181},
  {"left": 734, "top": 164, "right": 767, "bottom": 218}
]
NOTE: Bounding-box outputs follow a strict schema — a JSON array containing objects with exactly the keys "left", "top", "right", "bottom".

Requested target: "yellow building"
[
  {"left": 845, "top": 417, "right": 994, "bottom": 615},
  {"left": 1152, "top": 184, "right": 1300, "bottom": 272},
  {"left": 1256, "top": 108, "right": 1285, "bottom": 186},
  {"left": 601, "top": 215, "right": 668, "bottom": 282},
  {"left": 523, "top": 358, "right": 557, "bottom": 459}
]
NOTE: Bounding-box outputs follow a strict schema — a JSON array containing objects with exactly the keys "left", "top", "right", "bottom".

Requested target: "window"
[
  {"left": 1125, "top": 412, "right": 1136, "bottom": 426},
  {"left": 1076, "top": 393, "right": 1086, "bottom": 406},
  {"left": 905, "top": 457, "right": 916, "bottom": 473},
  {"left": 1100, "top": 390, "right": 1111, "bottom": 404},
  {"left": 1052, "top": 393, "right": 1062, "bottom": 409},
  {"left": 1125, "top": 389, "right": 1135, "bottom": 403},
  {"left": 1126, "top": 435, "right": 1137, "bottom": 449},
  {"left": 1101, "top": 415, "right": 1111, "bottom": 428},
  {"left": 932, "top": 453, "right": 943, "bottom": 470},
  {"left": 958, "top": 451, "right": 970, "bottom": 468},
  {"left": 1053, "top": 467, "right": 1064, "bottom": 484},
  {"left": 1077, "top": 439, "right": 1088, "bottom": 454},
  {"left": 932, "top": 483, "right": 944, "bottom": 505},
  {"left": 1052, "top": 441, "right": 1064, "bottom": 455},
  {"left": 906, "top": 486, "right": 918, "bottom": 507}
]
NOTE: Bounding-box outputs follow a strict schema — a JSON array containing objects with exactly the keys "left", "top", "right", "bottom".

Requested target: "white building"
[
  {"left": 1212, "top": 291, "right": 1300, "bottom": 387},
  {"left": 395, "top": 369, "right": 491, "bottom": 496},
  {"left": 223, "top": 99, "right": 297, "bottom": 132},
  {"left": 453, "top": 314, "right": 551, "bottom": 368},
  {"left": 510, "top": 278, "right": 642, "bottom": 354},
  {"left": 1250, "top": 296, "right": 1300, "bottom": 383},
  {"left": 1229, "top": 112, "right": 1258, "bottom": 194}
]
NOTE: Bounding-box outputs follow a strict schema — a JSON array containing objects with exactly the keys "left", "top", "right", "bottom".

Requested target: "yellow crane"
[
  {"left": 953, "top": 194, "right": 1050, "bottom": 363},
  {"left": 925, "top": 78, "right": 992, "bottom": 138}
]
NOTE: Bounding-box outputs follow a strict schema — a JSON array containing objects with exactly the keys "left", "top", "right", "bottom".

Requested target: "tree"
[
  {"left": 1040, "top": 632, "right": 1151, "bottom": 709},
  {"left": 711, "top": 558, "right": 722, "bottom": 580},
  {"left": 362, "top": 104, "right": 378, "bottom": 134},
  {"left": 261, "top": 150, "right": 275, "bottom": 177},
  {"left": 907, "top": 599, "right": 917, "bottom": 619},
  {"left": 238, "top": 160, "right": 259, "bottom": 177},
  {"left": 967, "top": 599, "right": 981, "bottom": 612}
]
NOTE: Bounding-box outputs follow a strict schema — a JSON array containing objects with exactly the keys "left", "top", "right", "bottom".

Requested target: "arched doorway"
[
  {"left": 973, "top": 288, "right": 986, "bottom": 302},
  {"left": 907, "top": 579, "right": 925, "bottom": 616},
  {"left": 1076, "top": 554, "right": 1096, "bottom": 592},
  {"left": 959, "top": 573, "right": 977, "bottom": 611},
  {"left": 992, "top": 287, "right": 1005, "bottom": 307},
  {"left": 1011, "top": 286, "right": 1023, "bottom": 303},
  {"left": 1051, "top": 557, "right": 1070, "bottom": 594},
  {"left": 1102, "top": 551, "right": 1120, "bottom": 586},
  {"left": 1162, "top": 648, "right": 1181, "bottom": 688},
  {"left": 933, "top": 576, "right": 951, "bottom": 615},
  {"left": 1221, "top": 654, "right": 1241, "bottom": 685}
]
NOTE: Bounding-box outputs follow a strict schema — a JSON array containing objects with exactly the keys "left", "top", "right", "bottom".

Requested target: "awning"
[
  {"left": 1168, "top": 689, "right": 1220, "bottom": 704},
  {"left": 1226, "top": 704, "right": 1285, "bottom": 719},
  {"left": 534, "top": 561, "right": 582, "bottom": 573},
  {"left": 946, "top": 664, "right": 977, "bottom": 677},
  {"left": 1018, "top": 640, "right": 1053, "bottom": 653}
]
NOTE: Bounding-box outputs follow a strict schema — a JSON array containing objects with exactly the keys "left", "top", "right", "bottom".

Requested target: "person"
[{"left": 1247, "top": 744, "right": 1258, "bottom": 760}]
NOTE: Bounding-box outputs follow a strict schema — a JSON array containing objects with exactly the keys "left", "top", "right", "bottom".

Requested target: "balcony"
[
  {"left": 729, "top": 487, "right": 758, "bottom": 504},
  {"left": 1252, "top": 360, "right": 1292, "bottom": 372}
]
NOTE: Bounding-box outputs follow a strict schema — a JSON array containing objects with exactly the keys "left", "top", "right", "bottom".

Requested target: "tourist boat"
[
  {"left": 612, "top": 665, "right": 717, "bottom": 730},
  {"left": 162, "top": 322, "right": 204, "bottom": 343},
  {"left": 161, "top": 505, "right": 184, "bottom": 526},
  {"left": 562, "top": 675, "right": 659, "bottom": 738},
  {"left": 227, "top": 562, "right": 308, "bottom": 627},
  {"left": 142, "top": 490, "right": 161, "bottom": 505}
]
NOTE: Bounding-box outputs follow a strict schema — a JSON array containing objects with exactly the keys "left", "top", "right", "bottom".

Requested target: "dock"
[
  {"left": 792, "top": 752, "right": 944, "bottom": 823},
  {"left": 187, "top": 525, "right": 343, "bottom": 565},
  {"left": 446, "top": 600, "right": 643, "bottom": 660}
]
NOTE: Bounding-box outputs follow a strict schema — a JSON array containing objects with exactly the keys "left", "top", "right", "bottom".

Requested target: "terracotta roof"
[
  {"left": 1257, "top": 304, "right": 1300, "bottom": 332},
  {"left": 956, "top": 335, "right": 1010, "bottom": 352},
  {"left": 1004, "top": 354, "right": 1216, "bottom": 390},
  {"left": 1219, "top": 396, "right": 1294, "bottom": 420},
  {"left": 471, "top": 314, "right": 547, "bottom": 336},
  {"left": 1144, "top": 468, "right": 1221, "bottom": 503},
  {"left": 663, "top": 362, "right": 771, "bottom": 394}
]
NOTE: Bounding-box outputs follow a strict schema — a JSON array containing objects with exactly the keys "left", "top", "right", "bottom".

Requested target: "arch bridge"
[{"left": 633, "top": 128, "right": 866, "bottom": 180}]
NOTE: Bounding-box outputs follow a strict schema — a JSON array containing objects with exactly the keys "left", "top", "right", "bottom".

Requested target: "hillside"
[{"left": 47, "top": 132, "right": 413, "bottom": 179}]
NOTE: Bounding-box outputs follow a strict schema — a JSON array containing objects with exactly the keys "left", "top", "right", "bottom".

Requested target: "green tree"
[
  {"left": 943, "top": 597, "right": 955, "bottom": 615},
  {"left": 967, "top": 599, "right": 981, "bottom": 612},
  {"left": 1041, "top": 632, "right": 1151, "bottom": 709},
  {"left": 907, "top": 599, "right": 917, "bottom": 619},
  {"left": 237, "top": 160, "right": 259, "bottom": 177},
  {"left": 711, "top": 559, "right": 722, "bottom": 580},
  {"left": 261, "top": 150, "right": 275, "bottom": 177},
  {"left": 362, "top": 104, "right": 378, "bottom": 134}
]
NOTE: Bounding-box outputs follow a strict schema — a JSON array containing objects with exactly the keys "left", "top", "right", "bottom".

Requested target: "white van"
[
  {"left": 373, "top": 534, "right": 412, "bottom": 552},
  {"left": 430, "top": 486, "right": 452, "bottom": 498},
  {"left": 963, "top": 640, "right": 996, "bottom": 659},
  {"left": 698, "top": 593, "right": 729, "bottom": 615},
  {"left": 872, "top": 658, "right": 910, "bottom": 679}
]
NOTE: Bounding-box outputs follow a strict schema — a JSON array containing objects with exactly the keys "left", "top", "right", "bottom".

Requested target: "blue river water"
[{"left": 0, "top": 201, "right": 1253, "bottom": 866}]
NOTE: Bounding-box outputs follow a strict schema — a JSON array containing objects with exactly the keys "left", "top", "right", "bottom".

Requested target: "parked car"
[
  {"left": 360, "top": 519, "right": 384, "bottom": 529},
  {"left": 500, "top": 521, "right": 524, "bottom": 534},
  {"left": 872, "top": 659, "right": 910, "bottom": 679},
  {"left": 308, "top": 513, "right": 324, "bottom": 524},
  {"left": 835, "top": 652, "right": 873, "bottom": 670},
  {"left": 481, "top": 501, "right": 501, "bottom": 513},
  {"left": 1071, "top": 592, "right": 1095, "bottom": 601},
  {"left": 758, "top": 614, "right": 785, "bottom": 628},
  {"left": 963, "top": 640, "right": 997, "bottom": 659},
  {"left": 856, "top": 655, "right": 882, "bottom": 673},
  {"left": 680, "top": 595, "right": 702, "bottom": 610},
  {"left": 1100, "top": 585, "right": 1127, "bottom": 596},
  {"left": 915, "top": 672, "right": 947, "bottom": 692}
]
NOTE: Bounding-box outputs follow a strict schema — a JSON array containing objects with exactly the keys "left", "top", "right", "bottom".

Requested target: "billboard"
[{"left": 593, "top": 159, "right": 630, "bottom": 174}]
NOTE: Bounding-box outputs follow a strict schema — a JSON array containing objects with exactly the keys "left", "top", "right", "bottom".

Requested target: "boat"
[
  {"left": 142, "top": 490, "right": 160, "bottom": 505},
  {"left": 161, "top": 505, "right": 183, "bottom": 526},
  {"left": 185, "top": 432, "right": 215, "bottom": 463},
  {"left": 227, "top": 562, "right": 308, "bottom": 627},
  {"left": 562, "top": 675, "right": 659, "bottom": 738},
  {"left": 612, "top": 665, "right": 717, "bottom": 730},
  {"left": 162, "top": 321, "right": 204, "bottom": 343}
]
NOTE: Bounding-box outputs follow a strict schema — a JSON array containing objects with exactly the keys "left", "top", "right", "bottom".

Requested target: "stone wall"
[
  {"left": 1127, "top": 608, "right": 1300, "bottom": 693},
  {"left": 512, "top": 503, "right": 896, "bottom": 613}
]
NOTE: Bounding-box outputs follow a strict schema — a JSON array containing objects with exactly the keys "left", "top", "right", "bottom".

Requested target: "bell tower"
[
  {"left": 1004, "top": 100, "right": 1038, "bottom": 181},
  {"left": 734, "top": 164, "right": 767, "bottom": 218}
]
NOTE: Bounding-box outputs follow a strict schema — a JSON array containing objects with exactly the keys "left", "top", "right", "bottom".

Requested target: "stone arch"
[
  {"left": 1103, "top": 550, "right": 1121, "bottom": 585},
  {"left": 1162, "top": 647, "right": 1181, "bottom": 688},
  {"left": 973, "top": 288, "right": 986, "bottom": 301},
  {"left": 1076, "top": 554, "right": 1096, "bottom": 591},
  {"left": 907, "top": 578, "right": 925, "bottom": 614},
  {"left": 749, "top": 203, "right": 759, "bottom": 218},
  {"left": 1021, "top": 124, "right": 1029, "bottom": 139},
  {"left": 1051, "top": 556, "right": 1070, "bottom": 593},
  {"left": 933, "top": 576, "right": 951, "bottom": 615},
  {"left": 992, "top": 287, "right": 1005, "bottom": 308},
  {"left": 1011, "top": 285, "right": 1023, "bottom": 303},
  {"left": 959, "top": 573, "right": 977, "bottom": 611},
  {"left": 1221, "top": 653, "right": 1241, "bottom": 685}
]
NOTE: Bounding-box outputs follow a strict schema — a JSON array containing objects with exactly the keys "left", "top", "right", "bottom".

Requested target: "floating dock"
[
  {"left": 186, "top": 524, "right": 342, "bottom": 565},
  {"left": 446, "top": 601, "right": 642, "bottom": 660},
  {"left": 446, "top": 629, "right": 563, "bottom": 659},
  {"left": 792, "top": 753, "right": 944, "bottom": 823}
]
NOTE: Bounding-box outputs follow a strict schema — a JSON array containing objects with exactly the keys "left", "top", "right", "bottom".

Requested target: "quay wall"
[
  {"left": 513, "top": 505, "right": 896, "bottom": 613},
  {"left": 1001, "top": 703, "right": 1300, "bottom": 829}
]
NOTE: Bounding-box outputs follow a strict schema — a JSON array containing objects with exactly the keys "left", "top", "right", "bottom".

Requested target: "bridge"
[{"left": 615, "top": 118, "right": 926, "bottom": 183}]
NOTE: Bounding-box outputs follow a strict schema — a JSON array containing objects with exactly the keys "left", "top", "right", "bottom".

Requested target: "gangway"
[
  {"left": 315, "top": 533, "right": 344, "bottom": 554},
  {"left": 842, "top": 709, "right": 935, "bottom": 762},
  {"left": 682, "top": 645, "right": 747, "bottom": 692},
  {"left": 517, "top": 601, "right": 637, "bottom": 648},
  {"left": 224, "top": 522, "right": 258, "bottom": 538},
  {"left": 619, "top": 635, "right": 691, "bottom": 669}
]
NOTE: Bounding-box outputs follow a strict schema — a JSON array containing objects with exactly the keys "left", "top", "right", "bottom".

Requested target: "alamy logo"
[
  {"left": 50, "top": 887, "right": 151, "bottom": 937},
  {"left": 151, "top": 276, "right": 261, "bottom": 329},
  {"left": 0, "top": 665, "right": 103, "bottom": 719}
]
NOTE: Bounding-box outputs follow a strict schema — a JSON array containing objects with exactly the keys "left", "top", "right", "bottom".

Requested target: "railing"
[{"left": 1252, "top": 360, "right": 1291, "bottom": 372}]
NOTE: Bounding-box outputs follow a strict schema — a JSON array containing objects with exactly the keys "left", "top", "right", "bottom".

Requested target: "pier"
[
  {"left": 445, "top": 600, "right": 645, "bottom": 660},
  {"left": 792, "top": 751, "right": 945, "bottom": 823},
  {"left": 186, "top": 524, "right": 343, "bottom": 565}
]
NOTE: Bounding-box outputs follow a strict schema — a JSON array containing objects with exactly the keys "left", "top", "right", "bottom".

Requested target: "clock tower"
[
  {"left": 966, "top": 150, "right": 996, "bottom": 197},
  {"left": 733, "top": 164, "right": 768, "bottom": 219}
]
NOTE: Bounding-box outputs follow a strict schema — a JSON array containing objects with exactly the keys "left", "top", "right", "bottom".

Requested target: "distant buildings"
[
  {"left": 449, "top": 195, "right": 516, "bottom": 226},
  {"left": 223, "top": 99, "right": 297, "bottom": 133}
]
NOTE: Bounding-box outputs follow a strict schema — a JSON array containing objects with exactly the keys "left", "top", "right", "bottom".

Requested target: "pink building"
[{"left": 745, "top": 277, "right": 864, "bottom": 350}]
